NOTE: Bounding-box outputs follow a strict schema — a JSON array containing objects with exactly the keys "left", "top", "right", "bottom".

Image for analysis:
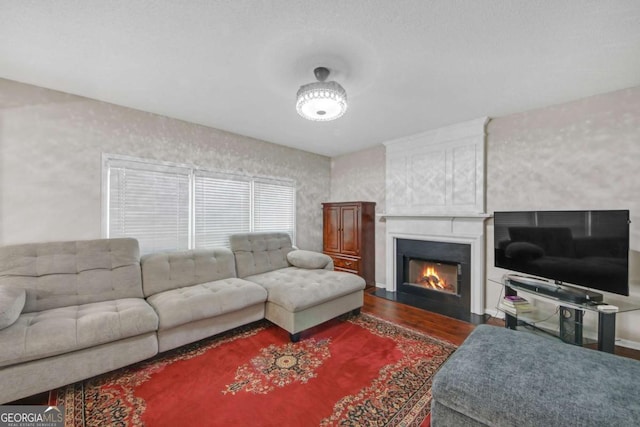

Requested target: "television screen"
[{"left": 494, "top": 210, "right": 630, "bottom": 296}]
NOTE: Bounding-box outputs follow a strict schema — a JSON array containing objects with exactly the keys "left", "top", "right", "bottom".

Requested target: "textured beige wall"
[
  {"left": 486, "top": 86, "right": 640, "bottom": 344},
  {"left": 329, "top": 145, "right": 386, "bottom": 285},
  {"left": 0, "top": 78, "right": 330, "bottom": 251}
]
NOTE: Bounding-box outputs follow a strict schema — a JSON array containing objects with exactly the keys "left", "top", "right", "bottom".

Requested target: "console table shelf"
[{"left": 490, "top": 276, "right": 640, "bottom": 353}]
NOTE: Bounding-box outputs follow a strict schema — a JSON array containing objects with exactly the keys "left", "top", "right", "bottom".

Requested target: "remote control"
[{"left": 596, "top": 304, "right": 619, "bottom": 313}]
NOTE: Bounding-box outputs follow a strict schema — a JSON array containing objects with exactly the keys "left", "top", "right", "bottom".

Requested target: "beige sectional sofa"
[
  {"left": 231, "top": 232, "right": 366, "bottom": 341},
  {"left": 0, "top": 233, "right": 365, "bottom": 404}
]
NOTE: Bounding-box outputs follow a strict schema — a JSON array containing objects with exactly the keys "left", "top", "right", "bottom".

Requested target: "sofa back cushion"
[
  {"left": 0, "top": 238, "right": 142, "bottom": 313},
  {"left": 140, "top": 248, "right": 237, "bottom": 297},
  {"left": 230, "top": 232, "right": 293, "bottom": 278}
]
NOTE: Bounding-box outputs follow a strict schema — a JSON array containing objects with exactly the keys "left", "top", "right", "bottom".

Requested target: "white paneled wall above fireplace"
[{"left": 384, "top": 117, "right": 489, "bottom": 216}]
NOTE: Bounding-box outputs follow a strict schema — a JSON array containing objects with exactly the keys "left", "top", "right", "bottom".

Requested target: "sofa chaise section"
[
  {"left": 141, "top": 248, "right": 267, "bottom": 352},
  {"left": 0, "top": 238, "right": 159, "bottom": 404},
  {"left": 230, "top": 232, "right": 365, "bottom": 341}
]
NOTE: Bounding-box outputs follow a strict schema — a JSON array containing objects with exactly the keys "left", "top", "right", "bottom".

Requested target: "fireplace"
[
  {"left": 395, "top": 238, "right": 471, "bottom": 321},
  {"left": 406, "top": 259, "right": 459, "bottom": 295}
]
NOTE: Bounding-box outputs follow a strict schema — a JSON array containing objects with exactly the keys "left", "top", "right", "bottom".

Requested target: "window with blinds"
[
  {"left": 194, "top": 172, "right": 251, "bottom": 248},
  {"left": 253, "top": 179, "right": 296, "bottom": 240},
  {"left": 103, "top": 154, "right": 296, "bottom": 254},
  {"left": 107, "top": 159, "right": 191, "bottom": 255}
]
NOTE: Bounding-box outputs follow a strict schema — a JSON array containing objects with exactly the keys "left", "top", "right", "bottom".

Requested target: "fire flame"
[{"left": 419, "top": 265, "right": 446, "bottom": 289}]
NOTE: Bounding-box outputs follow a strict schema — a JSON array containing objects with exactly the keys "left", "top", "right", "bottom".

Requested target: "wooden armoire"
[{"left": 322, "top": 201, "right": 376, "bottom": 287}]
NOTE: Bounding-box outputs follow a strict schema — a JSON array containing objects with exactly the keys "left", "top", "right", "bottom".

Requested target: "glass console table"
[{"left": 489, "top": 276, "right": 640, "bottom": 353}]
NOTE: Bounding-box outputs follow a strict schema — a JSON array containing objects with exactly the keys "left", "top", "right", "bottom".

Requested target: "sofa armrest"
[
  {"left": 324, "top": 258, "right": 334, "bottom": 270},
  {"left": 287, "top": 250, "right": 332, "bottom": 270},
  {"left": 0, "top": 286, "right": 26, "bottom": 330}
]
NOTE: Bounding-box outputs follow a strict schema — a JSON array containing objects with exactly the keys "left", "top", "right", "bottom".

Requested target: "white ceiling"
[{"left": 1, "top": 1, "right": 640, "bottom": 157}]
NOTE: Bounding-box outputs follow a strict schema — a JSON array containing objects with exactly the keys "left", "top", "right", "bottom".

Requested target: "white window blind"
[
  {"left": 253, "top": 179, "right": 296, "bottom": 242},
  {"left": 194, "top": 172, "right": 251, "bottom": 248},
  {"left": 107, "top": 160, "right": 191, "bottom": 255},
  {"left": 104, "top": 154, "right": 297, "bottom": 254}
]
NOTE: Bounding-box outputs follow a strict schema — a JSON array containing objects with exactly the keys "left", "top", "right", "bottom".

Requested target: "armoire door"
[
  {"left": 323, "top": 205, "right": 341, "bottom": 253},
  {"left": 340, "top": 205, "right": 360, "bottom": 256}
]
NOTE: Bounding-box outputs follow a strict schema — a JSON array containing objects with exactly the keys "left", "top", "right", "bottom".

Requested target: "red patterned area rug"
[{"left": 52, "top": 313, "right": 456, "bottom": 426}]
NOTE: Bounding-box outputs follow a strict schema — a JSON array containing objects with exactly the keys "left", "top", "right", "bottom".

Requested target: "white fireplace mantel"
[{"left": 384, "top": 215, "right": 489, "bottom": 315}]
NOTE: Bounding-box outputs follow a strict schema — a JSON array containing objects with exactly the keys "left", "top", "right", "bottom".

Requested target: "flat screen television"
[{"left": 494, "top": 210, "right": 630, "bottom": 297}]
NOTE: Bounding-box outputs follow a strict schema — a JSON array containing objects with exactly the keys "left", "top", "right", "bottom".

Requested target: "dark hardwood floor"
[
  {"left": 363, "top": 289, "right": 640, "bottom": 359},
  {"left": 11, "top": 290, "right": 640, "bottom": 406},
  {"left": 363, "top": 289, "right": 498, "bottom": 346}
]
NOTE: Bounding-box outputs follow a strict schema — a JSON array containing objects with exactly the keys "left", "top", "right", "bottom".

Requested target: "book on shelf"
[
  {"left": 500, "top": 295, "right": 535, "bottom": 314},
  {"left": 503, "top": 295, "right": 529, "bottom": 304},
  {"left": 499, "top": 302, "right": 535, "bottom": 315}
]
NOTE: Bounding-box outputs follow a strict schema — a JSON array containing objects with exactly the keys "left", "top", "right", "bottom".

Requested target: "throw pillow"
[
  {"left": 287, "top": 250, "right": 331, "bottom": 269},
  {"left": 0, "top": 286, "right": 26, "bottom": 330}
]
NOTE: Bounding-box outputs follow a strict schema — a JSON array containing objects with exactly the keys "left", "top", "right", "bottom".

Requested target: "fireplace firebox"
[
  {"left": 396, "top": 238, "right": 471, "bottom": 321},
  {"left": 407, "top": 259, "right": 459, "bottom": 294}
]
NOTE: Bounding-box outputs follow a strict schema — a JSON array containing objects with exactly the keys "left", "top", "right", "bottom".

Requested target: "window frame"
[{"left": 102, "top": 153, "right": 296, "bottom": 253}]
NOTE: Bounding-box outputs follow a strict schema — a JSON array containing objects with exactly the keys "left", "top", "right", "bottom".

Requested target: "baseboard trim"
[
  {"left": 484, "top": 308, "right": 504, "bottom": 319},
  {"left": 616, "top": 338, "right": 640, "bottom": 351}
]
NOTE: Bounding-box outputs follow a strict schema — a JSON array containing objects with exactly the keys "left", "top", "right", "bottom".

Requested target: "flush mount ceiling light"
[{"left": 296, "top": 67, "right": 347, "bottom": 121}]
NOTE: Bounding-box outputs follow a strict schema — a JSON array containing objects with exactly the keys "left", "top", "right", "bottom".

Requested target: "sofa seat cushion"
[
  {"left": 146, "top": 278, "right": 267, "bottom": 330},
  {"left": 245, "top": 267, "right": 365, "bottom": 312},
  {"left": 0, "top": 298, "right": 158, "bottom": 368}
]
